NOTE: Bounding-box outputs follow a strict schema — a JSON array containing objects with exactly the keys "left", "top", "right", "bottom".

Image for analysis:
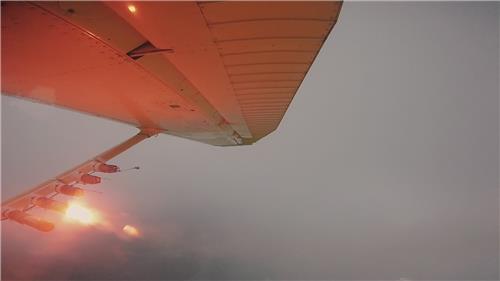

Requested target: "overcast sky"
[{"left": 2, "top": 2, "right": 499, "bottom": 280}]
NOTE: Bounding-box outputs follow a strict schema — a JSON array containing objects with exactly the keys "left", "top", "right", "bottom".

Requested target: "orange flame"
[
  {"left": 64, "top": 202, "right": 98, "bottom": 225},
  {"left": 122, "top": 225, "right": 140, "bottom": 237}
]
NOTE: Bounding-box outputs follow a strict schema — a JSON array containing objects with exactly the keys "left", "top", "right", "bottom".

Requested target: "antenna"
[{"left": 119, "top": 166, "right": 140, "bottom": 172}]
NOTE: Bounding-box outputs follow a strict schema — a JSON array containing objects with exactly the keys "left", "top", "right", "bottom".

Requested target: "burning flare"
[
  {"left": 64, "top": 202, "right": 97, "bottom": 225},
  {"left": 122, "top": 225, "right": 140, "bottom": 237}
]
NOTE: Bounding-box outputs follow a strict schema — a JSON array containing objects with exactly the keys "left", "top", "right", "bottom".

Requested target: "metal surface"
[
  {"left": 1, "top": 1, "right": 342, "bottom": 145},
  {"left": 0, "top": 1, "right": 342, "bottom": 230}
]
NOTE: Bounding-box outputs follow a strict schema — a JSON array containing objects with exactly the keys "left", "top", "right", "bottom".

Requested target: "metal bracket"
[
  {"left": 139, "top": 127, "right": 163, "bottom": 137},
  {"left": 127, "top": 41, "right": 174, "bottom": 60}
]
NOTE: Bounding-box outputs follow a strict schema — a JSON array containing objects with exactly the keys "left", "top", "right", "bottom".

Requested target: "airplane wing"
[
  {"left": 2, "top": 1, "right": 342, "bottom": 146},
  {"left": 1, "top": 1, "right": 342, "bottom": 231},
  {"left": 0, "top": 129, "right": 159, "bottom": 230}
]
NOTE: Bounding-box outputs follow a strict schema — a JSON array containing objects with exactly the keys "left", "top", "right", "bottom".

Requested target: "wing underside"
[
  {"left": 2, "top": 1, "right": 342, "bottom": 146},
  {"left": 1, "top": 1, "right": 342, "bottom": 231}
]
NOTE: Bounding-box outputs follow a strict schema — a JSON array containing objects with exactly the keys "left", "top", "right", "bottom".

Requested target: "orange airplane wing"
[
  {"left": 1, "top": 1, "right": 342, "bottom": 232},
  {"left": 2, "top": 1, "right": 342, "bottom": 146}
]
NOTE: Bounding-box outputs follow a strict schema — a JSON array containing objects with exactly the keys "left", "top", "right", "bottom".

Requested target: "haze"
[{"left": 2, "top": 2, "right": 499, "bottom": 280}]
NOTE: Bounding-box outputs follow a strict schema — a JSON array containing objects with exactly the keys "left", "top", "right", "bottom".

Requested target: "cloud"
[{"left": 2, "top": 219, "right": 277, "bottom": 281}]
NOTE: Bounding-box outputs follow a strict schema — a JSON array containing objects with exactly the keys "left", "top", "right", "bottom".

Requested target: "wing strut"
[{"left": 1, "top": 128, "right": 161, "bottom": 230}]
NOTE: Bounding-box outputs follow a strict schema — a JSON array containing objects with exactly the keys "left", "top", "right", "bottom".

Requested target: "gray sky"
[{"left": 2, "top": 2, "right": 499, "bottom": 280}]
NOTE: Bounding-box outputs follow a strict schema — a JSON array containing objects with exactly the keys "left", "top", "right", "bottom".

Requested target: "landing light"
[{"left": 128, "top": 5, "right": 137, "bottom": 13}]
